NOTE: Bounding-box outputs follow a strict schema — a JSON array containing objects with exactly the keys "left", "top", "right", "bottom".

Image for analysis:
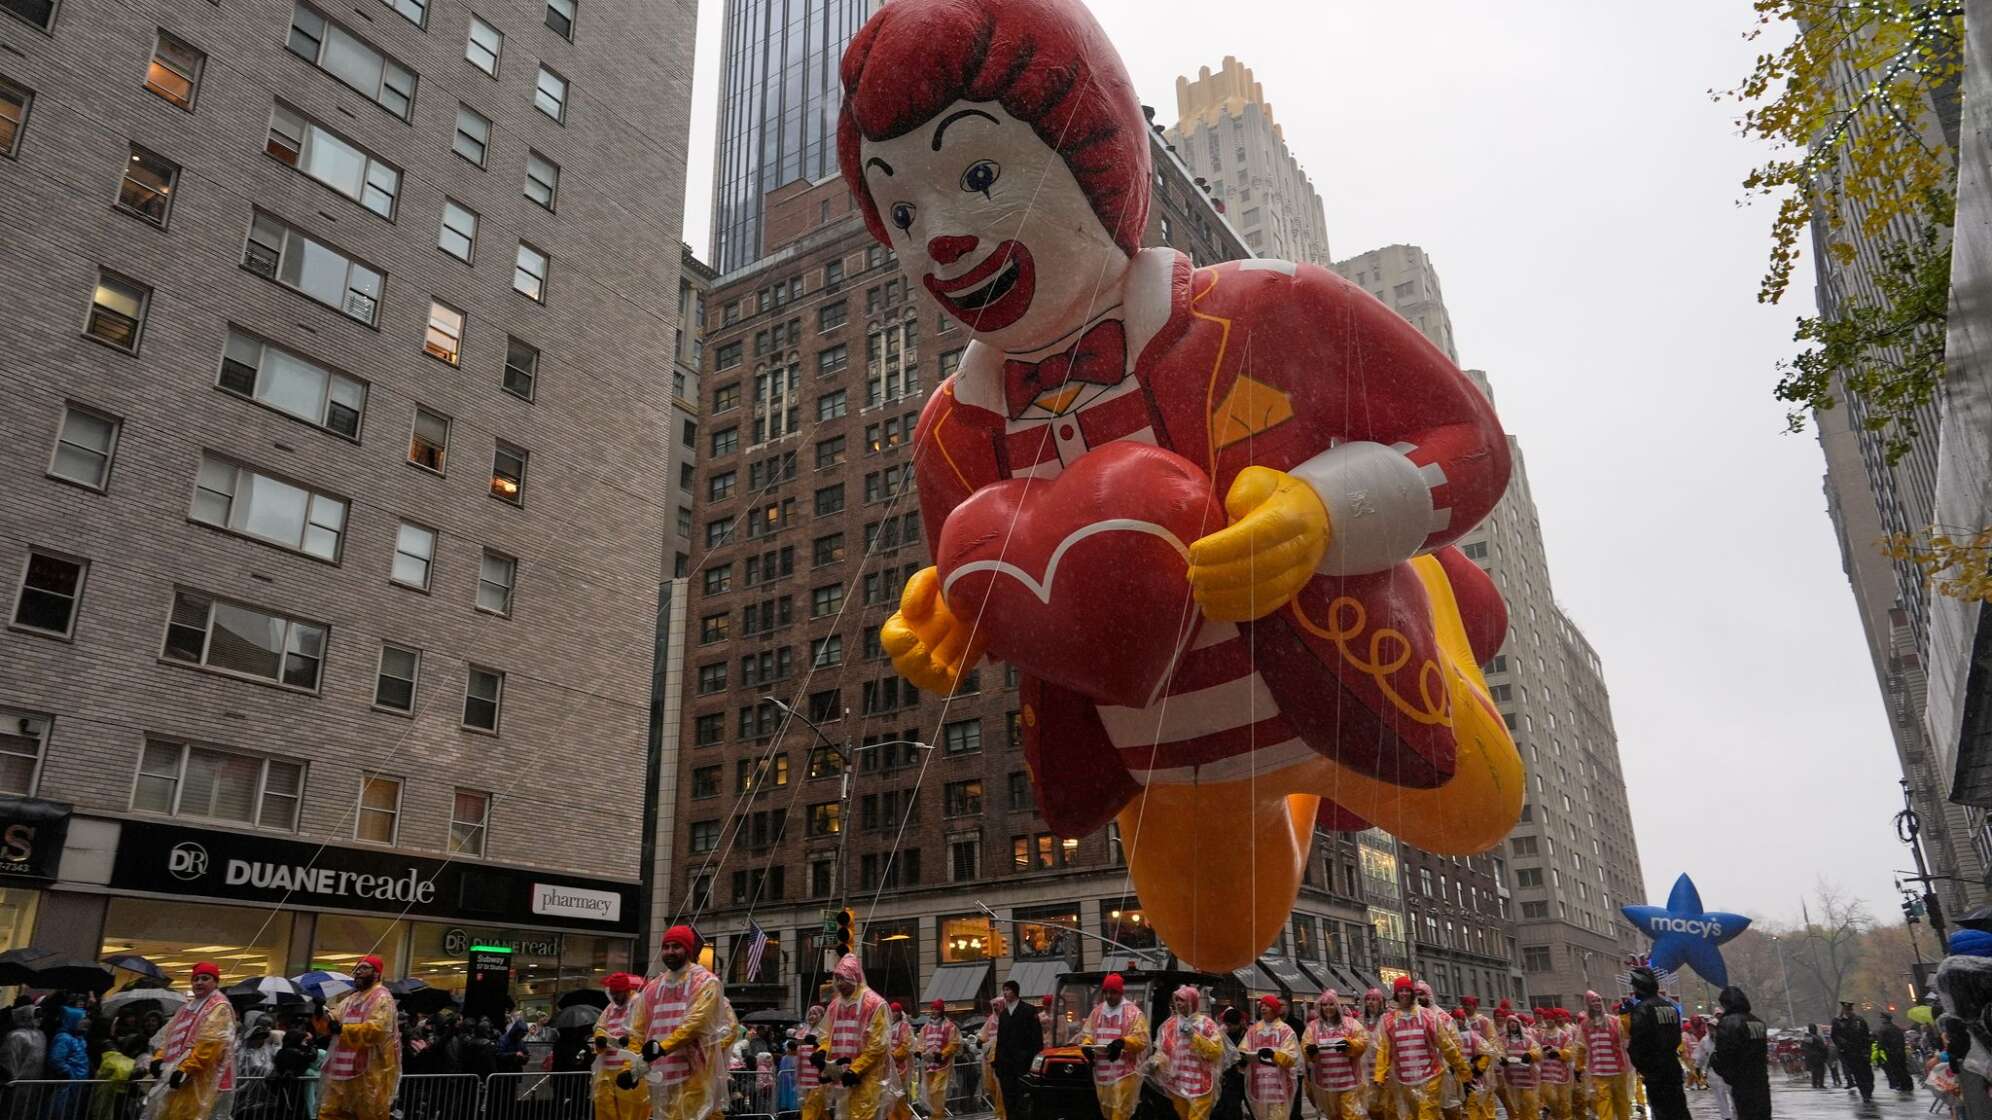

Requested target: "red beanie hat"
[
  {"left": 191, "top": 962, "right": 221, "bottom": 981},
  {"left": 1102, "top": 973, "right": 1124, "bottom": 994},
  {"left": 662, "top": 925, "right": 698, "bottom": 951},
  {"left": 931, "top": 999, "right": 946, "bottom": 1013},
  {"left": 1393, "top": 977, "right": 1415, "bottom": 995}
]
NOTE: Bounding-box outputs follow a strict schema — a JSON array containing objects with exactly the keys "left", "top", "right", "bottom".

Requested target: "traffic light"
[
  {"left": 1904, "top": 897, "right": 1923, "bottom": 924},
  {"left": 836, "top": 908, "right": 855, "bottom": 957}
]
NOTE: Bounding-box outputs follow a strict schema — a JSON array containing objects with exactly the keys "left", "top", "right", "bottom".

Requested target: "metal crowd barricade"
[
  {"left": 394, "top": 1073, "right": 486, "bottom": 1120},
  {"left": 727, "top": 1066, "right": 781, "bottom": 1120},
  {"left": 943, "top": 1055, "right": 993, "bottom": 1119},
  {"left": 1, "top": 1078, "right": 147, "bottom": 1120},
  {"left": 482, "top": 1071, "right": 593, "bottom": 1120}
]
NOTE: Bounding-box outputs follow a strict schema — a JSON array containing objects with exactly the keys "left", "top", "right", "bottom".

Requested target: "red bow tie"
[{"left": 1002, "top": 319, "right": 1128, "bottom": 418}]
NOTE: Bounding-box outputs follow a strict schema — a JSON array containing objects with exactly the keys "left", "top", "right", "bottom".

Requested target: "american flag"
[{"left": 743, "top": 921, "right": 769, "bottom": 980}]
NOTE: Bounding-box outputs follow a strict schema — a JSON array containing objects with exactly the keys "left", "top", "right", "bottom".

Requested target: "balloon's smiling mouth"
[{"left": 926, "top": 240, "right": 1036, "bottom": 331}]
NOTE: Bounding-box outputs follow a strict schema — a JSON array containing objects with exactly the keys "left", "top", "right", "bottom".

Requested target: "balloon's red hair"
[{"left": 837, "top": 0, "right": 1151, "bottom": 256}]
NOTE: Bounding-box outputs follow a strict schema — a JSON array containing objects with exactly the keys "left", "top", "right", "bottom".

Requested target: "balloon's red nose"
[{"left": 927, "top": 235, "right": 979, "bottom": 266}]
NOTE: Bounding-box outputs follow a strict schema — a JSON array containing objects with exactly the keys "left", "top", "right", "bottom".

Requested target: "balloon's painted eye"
[
  {"left": 890, "top": 203, "right": 916, "bottom": 231},
  {"left": 960, "top": 160, "right": 1000, "bottom": 196}
]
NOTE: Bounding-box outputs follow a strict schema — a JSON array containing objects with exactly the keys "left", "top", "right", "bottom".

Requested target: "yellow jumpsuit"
[
  {"left": 889, "top": 1017, "right": 916, "bottom": 1120},
  {"left": 317, "top": 986, "right": 400, "bottom": 1120},
  {"left": 148, "top": 991, "right": 236, "bottom": 1120},
  {"left": 1537, "top": 1028, "right": 1574, "bottom": 1120},
  {"left": 593, "top": 997, "right": 651, "bottom": 1120},
  {"left": 628, "top": 964, "right": 729, "bottom": 1120},
  {"left": 918, "top": 1019, "right": 962, "bottom": 1119},
  {"left": 1372, "top": 1009, "right": 1468, "bottom": 1120},
  {"left": 825, "top": 988, "right": 894, "bottom": 1120},
  {"left": 1301, "top": 1016, "right": 1369, "bottom": 1120},
  {"left": 1362, "top": 1013, "right": 1397, "bottom": 1120},
  {"left": 1459, "top": 1025, "right": 1502, "bottom": 1120},
  {"left": 1076, "top": 1001, "right": 1147, "bottom": 1120},
  {"left": 1494, "top": 1030, "right": 1542, "bottom": 1120},
  {"left": 1157, "top": 1013, "right": 1224, "bottom": 1120},
  {"left": 796, "top": 1023, "right": 830, "bottom": 1120},
  {"left": 1573, "top": 1013, "right": 1633, "bottom": 1120}
]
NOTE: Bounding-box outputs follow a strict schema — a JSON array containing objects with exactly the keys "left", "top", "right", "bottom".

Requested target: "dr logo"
[{"left": 168, "top": 842, "right": 209, "bottom": 881}]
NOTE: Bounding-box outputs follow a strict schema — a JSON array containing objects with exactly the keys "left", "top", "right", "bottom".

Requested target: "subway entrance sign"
[{"left": 464, "top": 944, "right": 513, "bottom": 1022}]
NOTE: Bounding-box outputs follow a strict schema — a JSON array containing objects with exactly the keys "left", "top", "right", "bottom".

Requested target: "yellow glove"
[
  {"left": 1186, "top": 466, "right": 1330, "bottom": 621},
  {"left": 880, "top": 567, "right": 988, "bottom": 694}
]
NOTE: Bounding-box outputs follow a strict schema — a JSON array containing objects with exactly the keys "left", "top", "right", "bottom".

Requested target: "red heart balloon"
[{"left": 935, "top": 442, "right": 1224, "bottom": 708}]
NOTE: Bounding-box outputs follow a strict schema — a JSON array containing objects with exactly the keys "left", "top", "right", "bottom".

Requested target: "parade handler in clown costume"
[
  {"left": 146, "top": 961, "right": 237, "bottom": 1120},
  {"left": 1243, "top": 996, "right": 1300, "bottom": 1120},
  {"left": 593, "top": 972, "right": 651, "bottom": 1120},
  {"left": 888, "top": 1003, "right": 916, "bottom": 1120},
  {"left": 1576, "top": 991, "right": 1634, "bottom": 1120},
  {"left": 1301, "top": 991, "right": 1369, "bottom": 1120},
  {"left": 1152, "top": 987, "right": 1223, "bottom": 1120},
  {"left": 632, "top": 927, "right": 730, "bottom": 1120},
  {"left": 917, "top": 1000, "right": 962, "bottom": 1120},
  {"left": 1371, "top": 979, "right": 1469, "bottom": 1120},
  {"left": 823, "top": 954, "right": 901, "bottom": 1120},
  {"left": 318, "top": 955, "right": 398, "bottom": 1120},
  {"left": 843, "top": 0, "right": 1523, "bottom": 976},
  {"left": 1076, "top": 974, "right": 1148, "bottom": 1120}
]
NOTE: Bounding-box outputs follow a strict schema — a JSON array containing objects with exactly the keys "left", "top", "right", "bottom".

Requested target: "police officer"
[
  {"left": 1623, "top": 969, "right": 1686, "bottom": 1120},
  {"left": 1709, "top": 988, "right": 1768, "bottom": 1120}
]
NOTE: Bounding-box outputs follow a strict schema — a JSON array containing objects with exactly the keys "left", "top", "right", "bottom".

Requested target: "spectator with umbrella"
[{"left": 144, "top": 962, "right": 236, "bottom": 1120}]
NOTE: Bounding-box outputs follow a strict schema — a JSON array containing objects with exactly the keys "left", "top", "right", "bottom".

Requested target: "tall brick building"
[
  {"left": 676, "top": 127, "right": 1389, "bottom": 1016},
  {"left": 0, "top": 0, "right": 693, "bottom": 1004}
]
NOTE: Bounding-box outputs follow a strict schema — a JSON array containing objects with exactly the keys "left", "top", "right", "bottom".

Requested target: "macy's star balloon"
[
  {"left": 1621, "top": 874, "right": 1750, "bottom": 988},
  {"left": 840, "top": 0, "right": 1526, "bottom": 971}
]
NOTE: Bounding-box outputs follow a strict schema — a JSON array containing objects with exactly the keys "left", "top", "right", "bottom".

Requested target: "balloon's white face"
[{"left": 860, "top": 100, "right": 1131, "bottom": 353}]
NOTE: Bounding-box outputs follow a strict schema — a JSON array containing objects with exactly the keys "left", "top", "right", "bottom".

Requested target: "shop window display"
[
  {"left": 100, "top": 897, "right": 291, "bottom": 985},
  {"left": 311, "top": 913, "right": 409, "bottom": 978}
]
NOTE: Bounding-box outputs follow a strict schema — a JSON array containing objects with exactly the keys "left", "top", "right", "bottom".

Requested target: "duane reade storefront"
[{"left": 38, "top": 816, "right": 638, "bottom": 1010}]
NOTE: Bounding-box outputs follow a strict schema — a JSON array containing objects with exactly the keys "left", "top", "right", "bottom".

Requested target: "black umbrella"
[
  {"left": 741, "top": 1009, "right": 793, "bottom": 1025},
  {"left": 0, "top": 947, "right": 61, "bottom": 986},
  {"left": 387, "top": 978, "right": 457, "bottom": 1015},
  {"left": 1954, "top": 904, "right": 1992, "bottom": 934},
  {"left": 226, "top": 976, "right": 308, "bottom": 1008},
  {"left": 552, "top": 1003, "right": 601, "bottom": 1031},
  {"left": 26, "top": 958, "right": 115, "bottom": 994},
  {"left": 103, "top": 955, "right": 168, "bottom": 983},
  {"left": 557, "top": 989, "right": 608, "bottom": 1010}
]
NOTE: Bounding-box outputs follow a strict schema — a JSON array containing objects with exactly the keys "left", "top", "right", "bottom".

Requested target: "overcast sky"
[{"left": 676, "top": 0, "right": 1916, "bottom": 928}]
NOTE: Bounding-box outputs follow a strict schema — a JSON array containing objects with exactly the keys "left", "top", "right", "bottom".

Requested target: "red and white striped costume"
[
  {"left": 1303, "top": 1019, "right": 1363, "bottom": 1093},
  {"left": 327, "top": 986, "right": 392, "bottom": 1080},
  {"left": 890, "top": 1016, "right": 915, "bottom": 1084},
  {"left": 1081, "top": 1001, "right": 1142, "bottom": 1085},
  {"left": 640, "top": 965, "right": 722, "bottom": 1087},
  {"left": 1157, "top": 1013, "right": 1221, "bottom": 1099},
  {"left": 1499, "top": 1029, "right": 1539, "bottom": 1090},
  {"left": 1583, "top": 1014, "right": 1629, "bottom": 1077},
  {"left": 1244, "top": 1019, "right": 1299, "bottom": 1107},
  {"left": 598, "top": 1000, "right": 635, "bottom": 1071},
  {"left": 1377, "top": 1009, "right": 1444, "bottom": 1086},
  {"left": 1538, "top": 1025, "right": 1572, "bottom": 1085}
]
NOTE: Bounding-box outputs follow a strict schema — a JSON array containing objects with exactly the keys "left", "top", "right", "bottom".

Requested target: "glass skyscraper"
[{"left": 709, "top": 0, "right": 870, "bottom": 273}]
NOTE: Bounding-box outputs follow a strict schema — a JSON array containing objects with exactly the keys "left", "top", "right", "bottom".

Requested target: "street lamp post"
[{"left": 1771, "top": 934, "right": 1797, "bottom": 1028}]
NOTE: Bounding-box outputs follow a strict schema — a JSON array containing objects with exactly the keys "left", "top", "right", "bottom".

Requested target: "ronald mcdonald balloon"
[{"left": 845, "top": 0, "right": 1525, "bottom": 971}]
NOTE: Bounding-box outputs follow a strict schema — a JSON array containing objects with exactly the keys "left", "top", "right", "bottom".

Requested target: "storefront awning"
[
  {"left": 1330, "top": 962, "right": 1380, "bottom": 996},
  {"left": 1234, "top": 964, "right": 1280, "bottom": 996},
  {"left": 1006, "top": 960, "right": 1064, "bottom": 1000},
  {"left": 1260, "top": 957, "right": 1313, "bottom": 997},
  {"left": 922, "top": 962, "right": 991, "bottom": 1006},
  {"left": 1289, "top": 961, "right": 1330, "bottom": 999}
]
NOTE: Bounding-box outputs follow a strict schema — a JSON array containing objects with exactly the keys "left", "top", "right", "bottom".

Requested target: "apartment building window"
[
  {"left": 465, "top": 16, "right": 502, "bottom": 74},
  {"left": 696, "top": 662, "right": 726, "bottom": 695},
  {"left": 702, "top": 565, "right": 732, "bottom": 595},
  {"left": 164, "top": 590, "right": 326, "bottom": 691},
  {"left": 808, "top": 802, "right": 840, "bottom": 836},
  {"left": 13, "top": 552, "right": 86, "bottom": 638},
  {"left": 453, "top": 105, "right": 491, "bottom": 165},
  {"left": 812, "top": 533, "right": 844, "bottom": 566},
  {"left": 447, "top": 789, "right": 490, "bottom": 855},
  {"left": 219, "top": 329, "right": 366, "bottom": 438},
  {"left": 944, "top": 779, "right": 982, "bottom": 817},
  {"left": 116, "top": 145, "right": 179, "bottom": 226},
  {"left": 513, "top": 243, "right": 548, "bottom": 302},
  {"left": 1463, "top": 540, "right": 1488, "bottom": 561},
  {"left": 243, "top": 213, "right": 382, "bottom": 324},
  {"left": 739, "top": 755, "right": 788, "bottom": 792},
  {"left": 710, "top": 427, "right": 739, "bottom": 457},
  {"left": 354, "top": 772, "right": 402, "bottom": 843},
  {"left": 86, "top": 271, "right": 150, "bottom": 352},
  {"left": 949, "top": 835, "right": 981, "bottom": 882},
  {"left": 708, "top": 471, "right": 736, "bottom": 502},
  {"left": 391, "top": 522, "right": 436, "bottom": 589},
  {"left": 502, "top": 337, "right": 538, "bottom": 400},
  {"left": 0, "top": 78, "right": 28, "bottom": 155},
  {"left": 819, "top": 301, "right": 847, "bottom": 332},
  {"left": 266, "top": 105, "right": 398, "bottom": 217},
  {"left": 705, "top": 520, "right": 732, "bottom": 549},
  {"left": 407, "top": 408, "right": 450, "bottom": 473},
  {"left": 144, "top": 30, "right": 206, "bottom": 108},
  {"left": 374, "top": 643, "right": 420, "bottom": 711},
  {"left": 437, "top": 200, "right": 477, "bottom": 261},
  {"left": 135, "top": 739, "right": 304, "bottom": 831},
  {"left": 534, "top": 67, "right": 567, "bottom": 121},
  {"left": 0, "top": 710, "right": 47, "bottom": 796},
  {"left": 815, "top": 435, "right": 846, "bottom": 469},
  {"left": 477, "top": 551, "right": 516, "bottom": 615},
  {"left": 48, "top": 405, "right": 119, "bottom": 489},
  {"left": 463, "top": 666, "right": 504, "bottom": 731},
  {"left": 818, "top": 344, "right": 848, "bottom": 376},
  {"left": 811, "top": 584, "right": 842, "bottom": 618},
  {"left": 942, "top": 719, "right": 981, "bottom": 755},
  {"left": 817, "top": 389, "right": 847, "bottom": 421},
  {"left": 690, "top": 766, "right": 721, "bottom": 799},
  {"left": 1007, "top": 771, "right": 1033, "bottom": 812},
  {"left": 1516, "top": 867, "right": 1544, "bottom": 888},
  {"left": 811, "top": 634, "right": 842, "bottom": 667},
  {"left": 286, "top": 5, "right": 416, "bottom": 119},
  {"left": 814, "top": 484, "right": 844, "bottom": 516},
  {"left": 491, "top": 442, "right": 528, "bottom": 502},
  {"left": 1521, "top": 946, "right": 1553, "bottom": 973},
  {"left": 1520, "top": 900, "right": 1549, "bottom": 920},
  {"left": 191, "top": 453, "right": 348, "bottom": 561},
  {"left": 692, "top": 712, "right": 723, "bottom": 745},
  {"left": 524, "top": 151, "right": 559, "bottom": 209},
  {"left": 544, "top": 0, "right": 575, "bottom": 37},
  {"left": 712, "top": 384, "right": 740, "bottom": 414}
]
